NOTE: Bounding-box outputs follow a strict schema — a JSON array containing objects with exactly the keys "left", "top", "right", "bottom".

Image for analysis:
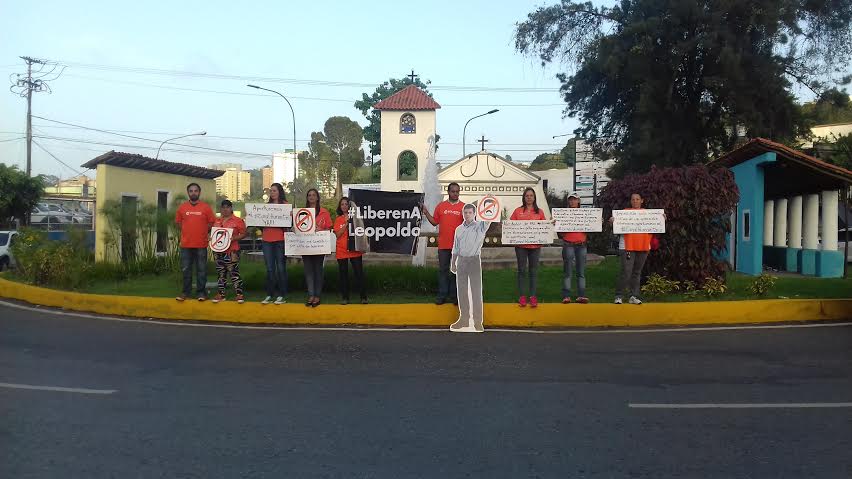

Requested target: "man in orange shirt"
[
  {"left": 211, "top": 200, "right": 247, "bottom": 304},
  {"left": 613, "top": 193, "right": 653, "bottom": 305},
  {"left": 421, "top": 182, "right": 464, "bottom": 305},
  {"left": 175, "top": 183, "right": 215, "bottom": 302}
]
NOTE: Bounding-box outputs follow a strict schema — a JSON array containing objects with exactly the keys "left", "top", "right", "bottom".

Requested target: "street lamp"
[
  {"left": 462, "top": 109, "right": 499, "bottom": 157},
  {"left": 552, "top": 133, "right": 575, "bottom": 139},
  {"left": 247, "top": 84, "right": 297, "bottom": 186},
  {"left": 155, "top": 131, "right": 207, "bottom": 160}
]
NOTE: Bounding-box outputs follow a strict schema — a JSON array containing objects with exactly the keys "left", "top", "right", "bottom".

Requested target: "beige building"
[
  {"left": 261, "top": 166, "right": 273, "bottom": 191},
  {"left": 211, "top": 163, "right": 251, "bottom": 201}
]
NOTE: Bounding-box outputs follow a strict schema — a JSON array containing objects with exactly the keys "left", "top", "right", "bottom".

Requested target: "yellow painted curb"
[{"left": 0, "top": 277, "right": 849, "bottom": 328}]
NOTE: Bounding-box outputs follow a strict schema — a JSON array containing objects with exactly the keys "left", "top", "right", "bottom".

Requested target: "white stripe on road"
[
  {"left": 629, "top": 402, "right": 852, "bottom": 409},
  {"left": 0, "top": 382, "right": 116, "bottom": 395}
]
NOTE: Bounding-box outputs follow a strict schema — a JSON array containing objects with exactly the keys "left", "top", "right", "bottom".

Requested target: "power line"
[
  {"left": 31, "top": 139, "right": 87, "bottom": 176},
  {"left": 34, "top": 134, "right": 271, "bottom": 160},
  {"left": 30, "top": 123, "right": 312, "bottom": 143},
  {"left": 0, "top": 136, "right": 25, "bottom": 143}
]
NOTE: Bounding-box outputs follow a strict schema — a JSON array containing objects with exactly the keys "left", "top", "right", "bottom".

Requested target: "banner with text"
[
  {"left": 552, "top": 207, "right": 603, "bottom": 232},
  {"left": 284, "top": 231, "right": 333, "bottom": 256},
  {"left": 244, "top": 203, "right": 292, "bottom": 227},
  {"left": 612, "top": 209, "right": 666, "bottom": 234},
  {"left": 347, "top": 189, "right": 424, "bottom": 255},
  {"left": 501, "top": 220, "right": 554, "bottom": 245}
]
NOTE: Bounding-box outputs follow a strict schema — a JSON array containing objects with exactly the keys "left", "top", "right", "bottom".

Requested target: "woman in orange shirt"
[
  {"left": 260, "top": 183, "right": 289, "bottom": 305},
  {"left": 613, "top": 192, "right": 653, "bottom": 305},
  {"left": 303, "top": 188, "right": 333, "bottom": 307},
  {"left": 510, "top": 187, "right": 547, "bottom": 308},
  {"left": 560, "top": 192, "right": 590, "bottom": 304},
  {"left": 334, "top": 197, "right": 368, "bottom": 305}
]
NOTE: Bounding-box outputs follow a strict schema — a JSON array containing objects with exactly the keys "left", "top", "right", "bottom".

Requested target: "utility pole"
[{"left": 11, "top": 56, "right": 63, "bottom": 177}]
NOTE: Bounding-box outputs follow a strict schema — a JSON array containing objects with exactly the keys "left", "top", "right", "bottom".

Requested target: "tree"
[
  {"left": 813, "top": 132, "right": 852, "bottom": 169},
  {"left": 355, "top": 76, "right": 438, "bottom": 157},
  {"left": 529, "top": 153, "right": 568, "bottom": 171},
  {"left": 323, "top": 116, "right": 366, "bottom": 197},
  {"left": 0, "top": 164, "right": 44, "bottom": 226},
  {"left": 801, "top": 88, "right": 852, "bottom": 126},
  {"left": 515, "top": 0, "right": 852, "bottom": 176}
]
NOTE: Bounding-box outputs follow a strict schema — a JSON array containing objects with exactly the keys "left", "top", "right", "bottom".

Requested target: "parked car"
[
  {"left": 30, "top": 203, "right": 73, "bottom": 225},
  {"left": 0, "top": 230, "right": 18, "bottom": 271}
]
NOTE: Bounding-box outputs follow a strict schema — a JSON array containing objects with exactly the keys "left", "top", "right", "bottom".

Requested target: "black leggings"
[{"left": 337, "top": 257, "right": 367, "bottom": 300}]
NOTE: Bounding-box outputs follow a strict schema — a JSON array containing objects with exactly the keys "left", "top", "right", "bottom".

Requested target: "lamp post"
[
  {"left": 155, "top": 131, "right": 206, "bottom": 160},
  {"left": 247, "top": 84, "right": 298, "bottom": 185},
  {"left": 462, "top": 109, "right": 499, "bottom": 157}
]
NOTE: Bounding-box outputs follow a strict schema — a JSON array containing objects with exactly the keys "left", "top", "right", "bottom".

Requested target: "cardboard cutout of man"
[{"left": 449, "top": 204, "right": 491, "bottom": 333}]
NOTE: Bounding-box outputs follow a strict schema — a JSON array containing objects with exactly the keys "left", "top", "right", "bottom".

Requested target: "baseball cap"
[
  {"left": 567, "top": 191, "right": 580, "bottom": 199},
  {"left": 220, "top": 199, "right": 233, "bottom": 207}
]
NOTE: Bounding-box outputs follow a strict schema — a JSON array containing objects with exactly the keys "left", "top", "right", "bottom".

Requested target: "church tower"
[{"left": 374, "top": 85, "right": 441, "bottom": 192}]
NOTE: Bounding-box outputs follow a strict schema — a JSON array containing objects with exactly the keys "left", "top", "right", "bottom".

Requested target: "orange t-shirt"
[
  {"left": 561, "top": 232, "right": 587, "bottom": 243},
  {"left": 261, "top": 201, "right": 288, "bottom": 242},
  {"left": 510, "top": 206, "right": 547, "bottom": 249},
  {"left": 433, "top": 201, "right": 465, "bottom": 250},
  {"left": 622, "top": 207, "right": 652, "bottom": 252},
  {"left": 213, "top": 215, "right": 246, "bottom": 253},
  {"left": 175, "top": 201, "right": 214, "bottom": 248},
  {"left": 334, "top": 215, "right": 362, "bottom": 260},
  {"left": 314, "top": 208, "right": 332, "bottom": 231}
]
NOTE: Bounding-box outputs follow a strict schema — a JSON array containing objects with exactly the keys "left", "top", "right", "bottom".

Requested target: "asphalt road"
[{"left": 1, "top": 302, "right": 851, "bottom": 478}]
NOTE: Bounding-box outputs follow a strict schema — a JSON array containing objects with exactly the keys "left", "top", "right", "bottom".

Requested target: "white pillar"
[
  {"left": 802, "top": 194, "right": 820, "bottom": 250},
  {"left": 788, "top": 196, "right": 802, "bottom": 249},
  {"left": 773, "top": 198, "right": 788, "bottom": 247},
  {"left": 763, "top": 200, "right": 774, "bottom": 246},
  {"left": 821, "top": 190, "right": 839, "bottom": 251}
]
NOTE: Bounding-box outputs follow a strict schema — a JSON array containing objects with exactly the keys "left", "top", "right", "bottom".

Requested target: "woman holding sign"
[
  {"left": 303, "top": 188, "right": 333, "bottom": 307},
  {"left": 261, "top": 183, "right": 289, "bottom": 305},
  {"left": 612, "top": 192, "right": 652, "bottom": 305},
  {"left": 510, "top": 187, "right": 547, "bottom": 308},
  {"left": 334, "top": 197, "right": 368, "bottom": 305},
  {"left": 560, "top": 192, "right": 590, "bottom": 304},
  {"left": 211, "top": 200, "right": 247, "bottom": 304}
]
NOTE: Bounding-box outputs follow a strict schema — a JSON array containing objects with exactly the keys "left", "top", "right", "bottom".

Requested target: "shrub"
[
  {"left": 700, "top": 277, "right": 728, "bottom": 297},
  {"left": 10, "top": 228, "right": 93, "bottom": 289},
  {"left": 641, "top": 273, "right": 680, "bottom": 297},
  {"left": 749, "top": 273, "right": 777, "bottom": 296}
]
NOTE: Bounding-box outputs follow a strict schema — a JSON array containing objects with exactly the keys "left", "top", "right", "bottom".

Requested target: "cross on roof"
[
  {"left": 407, "top": 69, "right": 418, "bottom": 83},
  {"left": 478, "top": 135, "right": 489, "bottom": 151}
]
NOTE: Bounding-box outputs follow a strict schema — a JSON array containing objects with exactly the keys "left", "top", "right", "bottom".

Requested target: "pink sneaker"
[
  {"left": 530, "top": 296, "right": 538, "bottom": 308},
  {"left": 518, "top": 296, "right": 527, "bottom": 307},
  {"left": 577, "top": 297, "right": 590, "bottom": 304},
  {"left": 562, "top": 297, "right": 571, "bottom": 304}
]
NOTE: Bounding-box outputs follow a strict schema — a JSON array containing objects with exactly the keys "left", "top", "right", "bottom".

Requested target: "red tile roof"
[
  {"left": 711, "top": 137, "right": 852, "bottom": 182},
  {"left": 373, "top": 85, "right": 441, "bottom": 111}
]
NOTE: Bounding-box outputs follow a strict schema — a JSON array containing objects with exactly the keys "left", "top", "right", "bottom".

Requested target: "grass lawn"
[{"left": 9, "top": 256, "right": 850, "bottom": 304}]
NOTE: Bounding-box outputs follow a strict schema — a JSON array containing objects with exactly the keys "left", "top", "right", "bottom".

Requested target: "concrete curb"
[{"left": 0, "top": 277, "right": 849, "bottom": 328}]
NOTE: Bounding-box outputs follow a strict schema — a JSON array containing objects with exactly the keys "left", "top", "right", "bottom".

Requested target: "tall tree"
[
  {"left": 0, "top": 164, "right": 43, "bottom": 225},
  {"left": 355, "top": 76, "right": 437, "bottom": 157},
  {"left": 298, "top": 117, "right": 366, "bottom": 198},
  {"left": 515, "top": 0, "right": 852, "bottom": 176}
]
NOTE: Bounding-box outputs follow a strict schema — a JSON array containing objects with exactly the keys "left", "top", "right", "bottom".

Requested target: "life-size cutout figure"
[{"left": 449, "top": 204, "right": 491, "bottom": 333}]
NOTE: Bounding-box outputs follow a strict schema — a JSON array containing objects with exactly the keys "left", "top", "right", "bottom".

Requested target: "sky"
[{"left": 0, "top": 0, "right": 585, "bottom": 179}]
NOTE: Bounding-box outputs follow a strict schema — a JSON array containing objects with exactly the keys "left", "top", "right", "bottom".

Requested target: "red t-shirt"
[
  {"left": 622, "top": 207, "right": 652, "bottom": 252},
  {"left": 175, "top": 201, "right": 214, "bottom": 248},
  {"left": 314, "top": 208, "right": 332, "bottom": 231},
  {"left": 433, "top": 201, "right": 465, "bottom": 250},
  {"left": 510, "top": 206, "right": 547, "bottom": 249},
  {"left": 213, "top": 215, "right": 246, "bottom": 253},
  {"left": 262, "top": 201, "right": 289, "bottom": 243},
  {"left": 334, "top": 215, "right": 362, "bottom": 260}
]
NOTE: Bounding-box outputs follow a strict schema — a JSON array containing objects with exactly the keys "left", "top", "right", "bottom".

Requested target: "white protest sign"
[
  {"left": 284, "top": 231, "right": 333, "bottom": 256},
  {"left": 244, "top": 203, "right": 293, "bottom": 227},
  {"left": 293, "top": 208, "right": 316, "bottom": 234},
  {"left": 209, "top": 227, "right": 233, "bottom": 253},
  {"left": 552, "top": 207, "right": 603, "bottom": 232},
  {"left": 476, "top": 195, "right": 502, "bottom": 223},
  {"left": 612, "top": 209, "right": 666, "bottom": 234},
  {"left": 501, "top": 220, "right": 554, "bottom": 245}
]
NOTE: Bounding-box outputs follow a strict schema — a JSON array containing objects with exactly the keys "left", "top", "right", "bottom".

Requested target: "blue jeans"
[
  {"left": 437, "top": 249, "right": 457, "bottom": 300},
  {"left": 515, "top": 247, "right": 541, "bottom": 297},
  {"left": 180, "top": 247, "right": 208, "bottom": 297},
  {"left": 262, "top": 241, "right": 287, "bottom": 297},
  {"left": 561, "top": 242, "right": 587, "bottom": 298}
]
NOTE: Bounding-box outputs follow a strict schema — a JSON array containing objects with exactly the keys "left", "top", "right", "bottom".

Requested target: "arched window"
[
  {"left": 398, "top": 150, "right": 418, "bottom": 181},
  {"left": 400, "top": 113, "right": 416, "bottom": 134}
]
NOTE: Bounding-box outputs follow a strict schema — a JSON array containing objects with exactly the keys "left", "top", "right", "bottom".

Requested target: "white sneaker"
[
  {"left": 614, "top": 297, "right": 623, "bottom": 304},
  {"left": 274, "top": 296, "right": 286, "bottom": 305},
  {"left": 261, "top": 296, "right": 273, "bottom": 305},
  {"left": 450, "top": 325, "right": 478, "bottom": 333},
  {"left": 629, "top": 296, "right": 643, "bottom": 305}
]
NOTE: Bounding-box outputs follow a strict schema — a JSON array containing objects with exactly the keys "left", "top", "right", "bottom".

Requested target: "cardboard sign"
[
  {"left": 476, "top": 195, "right": 501, "bottom": 223},
  {"left": 612, "top": 209, "right": 666, "bottom": 234},
  {"left": 552, "top": 207, "right": 603, "bottom": 232},
  {"left": 209, "top": 227, "right": 233, "bottom": 253},
  {"left": 500, "top": 220, "right": 554, "bottom": 245},
  {"left": 284, "top": 231, "right": 333, "bottom": 256},
  {"left": 293, "top": 208, "right": 316, "bottom": 234},
  {"left": 244, "top": 203, "right": 292, "bottom": 227}
]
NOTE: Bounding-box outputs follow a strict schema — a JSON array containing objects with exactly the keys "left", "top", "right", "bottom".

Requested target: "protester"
[
  {"left": 450, "top": 204, "right": 490, "bottom": 333},
  {"left": 261, "top": 183, "right": 289, "bottom": 305},
  {"left": 175, "top": 183, "right": 215, "bottom": 302},
  {"left": 211, "top": 200, "right": 247, "bottom": 304},
  {"left": 334, "top": 196, "right": 367, "bottom": 305},
  {"left": 510, "top": 187, "right": 547, "bottom": 308},
  {"left": 421, "top": 182, "right": 464, "bottom": 305},
  {"left": 303, "top": 188, "right": 333, "bottom": 307},
  {"left": 613, "top": 192, "right": 653, "bottom": 305},
  {"left": 560, "top": 192, "right": 590, "bottom": 304}
]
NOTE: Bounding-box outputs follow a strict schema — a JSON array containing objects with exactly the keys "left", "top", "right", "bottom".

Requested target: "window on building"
[
  {"left": 400, "top": 113, "right": 416, "bottom": 134},
  {"left": 398, "top": 151, "right": 418, "bottom": 181},
  {"left": 742, "top": 210, "right": 751, "bottom": 241},
  {"left": 156, "top": 191, "right": 169, "bottom": 253}
]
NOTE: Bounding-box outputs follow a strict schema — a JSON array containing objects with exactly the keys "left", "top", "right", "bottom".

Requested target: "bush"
[
  {"left": 700, "top": 277, "right": 728, "bottom": 297},
  {"left": 10, "top": 228, "right": 93, "bottom": 289},
  {"left": 749, "top": 273, "right": 777, "bottom": 296},
  {"left": 597, "top": 165, "right": 739, "bottom": 286},
  {"left": 641, "top": 273, "right": 680, "bottom": 297}
]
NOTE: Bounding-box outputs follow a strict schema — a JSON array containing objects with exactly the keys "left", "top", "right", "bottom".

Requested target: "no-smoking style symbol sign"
[
  {"left": 209, "top": 227, "right": 233, "bottom": 253},
  {"left": 294, "top": 208, "right": 315, "bottom": 233},
  {"left": 477, "top": 195, "right": 501, "bottom": 222}
]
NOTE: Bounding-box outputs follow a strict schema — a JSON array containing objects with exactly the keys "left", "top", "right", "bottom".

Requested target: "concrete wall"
[
  {"left": 380, "top": 110, "right": 436, "bottom": 192},
  {"left": 731, "top": 152, "right": 776, "bottom": 275}
]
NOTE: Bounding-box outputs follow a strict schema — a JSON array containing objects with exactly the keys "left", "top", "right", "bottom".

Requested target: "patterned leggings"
[{"left": 214, "top": 252, "right": 244, "bottom": 296}]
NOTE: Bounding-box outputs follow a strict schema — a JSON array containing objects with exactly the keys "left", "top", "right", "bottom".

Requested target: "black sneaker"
[{"left": 435, "top": 297, "right": 446, "bottom": 305}]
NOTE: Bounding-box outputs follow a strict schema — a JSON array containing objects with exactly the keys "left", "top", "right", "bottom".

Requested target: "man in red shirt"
[
  {"left": 421, "top": 182, "right": 464, "bottom": 305},
  {"left": 211, "top": 200, "right": 247, "bottom": 304},
  {"left": 175, "top": 183, "right": 215, "bottom": 302}
]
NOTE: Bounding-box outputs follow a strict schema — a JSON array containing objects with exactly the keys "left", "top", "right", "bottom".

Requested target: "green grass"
[{"left": 9, "top": 256, "right": 850, "bottom": 303}]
